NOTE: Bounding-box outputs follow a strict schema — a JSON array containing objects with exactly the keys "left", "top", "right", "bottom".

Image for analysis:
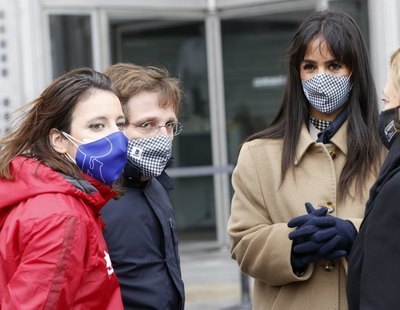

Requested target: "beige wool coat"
[{"left": 228, "top": 121, "right": 380, "bottom": 310}]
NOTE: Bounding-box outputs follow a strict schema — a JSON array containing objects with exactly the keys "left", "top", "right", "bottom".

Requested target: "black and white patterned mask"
[
  {"left": 127, "top": 135, "right": 172, "bottom": 178},
  {"left": 302, "top": 73, "right": 352, "bottom": 114}
]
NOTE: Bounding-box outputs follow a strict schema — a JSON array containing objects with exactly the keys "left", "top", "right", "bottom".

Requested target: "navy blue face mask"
[
  {"left": 377, "top": 107, "right": 400, "bottom": 150},
  {"left": 62, "top": 131, "right": 128, "bottom": 184}
]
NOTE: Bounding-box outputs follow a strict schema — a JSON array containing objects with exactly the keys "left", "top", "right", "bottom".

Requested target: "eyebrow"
[
  {"left": 88, "top": 115, "right": 125, "bottom": 122},
  {"left": 134, "top": 116, "right": 177, "bottom": 123},
  {"left": 88, "top": 116, "right": 107, "bottom": 122},
  {"left": 301, "top": 58, "right": 338, "bottom": 64}
]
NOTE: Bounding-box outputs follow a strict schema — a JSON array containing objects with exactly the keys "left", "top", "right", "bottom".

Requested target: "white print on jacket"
[{"left": 104, "top": 250, "right": 114, "bottom": 275}]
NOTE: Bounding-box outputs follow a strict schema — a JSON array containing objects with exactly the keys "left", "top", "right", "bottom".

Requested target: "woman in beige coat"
[{"left": 228, "top": 10, "right": 383, "bottom": 310}]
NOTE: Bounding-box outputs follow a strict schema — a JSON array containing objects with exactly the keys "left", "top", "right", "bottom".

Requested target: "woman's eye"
[
  {"left": 117, "top": 122, "right": 126, "bottom": 129},
  {"left": 302, "top": 63, "right": 315, "bottom": 71},
  {"left": 329, "top": 62, "right": 342, "bottom": 70},
  {"left": 89, "top": 123, "right": 105, "bottom": 130}
]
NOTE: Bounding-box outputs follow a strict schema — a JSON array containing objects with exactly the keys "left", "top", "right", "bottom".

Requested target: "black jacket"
[
  {"left": 347, "top": 137, "right": 400, "bottom": 310},
  {"left": 101, "top": 161, "right": 185, "bottom": 310}
]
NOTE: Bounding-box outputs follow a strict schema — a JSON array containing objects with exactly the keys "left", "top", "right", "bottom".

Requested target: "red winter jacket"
[{"left": 0, "top": 156, "right": 124, "bottom": 309}]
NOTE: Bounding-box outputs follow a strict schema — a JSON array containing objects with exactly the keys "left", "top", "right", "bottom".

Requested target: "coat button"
[
  {"left": 329, "top": 149, "right": 336, "bottom": 159},
  {"left": 326, "top": 201, "right": 335, "bottom": 213},
  {"left": 321, "top": 260, "right": 335, "bottom": 272}
]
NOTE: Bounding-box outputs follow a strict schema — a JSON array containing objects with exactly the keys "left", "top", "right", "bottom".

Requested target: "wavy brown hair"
[{"left": 0, "top": 67, "right": 116, "bottom": 180}]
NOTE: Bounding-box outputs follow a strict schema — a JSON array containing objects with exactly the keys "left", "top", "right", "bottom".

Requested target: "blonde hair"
[{"left": 390, "top": 47, "right": 400, "bottom": 91}]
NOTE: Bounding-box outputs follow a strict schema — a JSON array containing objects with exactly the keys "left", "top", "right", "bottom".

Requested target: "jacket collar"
[
  {"left": 123, "top": 160, "right": 174, "bottom": 191},
  {"left": 295, "top": 119, "right": 348, "bottom": 165},
  {"left": 329, "top": 119, "right": 348, "bottom": 155},
  {"left": 0, "top": 157, "right": 117, "bottom": 229}
]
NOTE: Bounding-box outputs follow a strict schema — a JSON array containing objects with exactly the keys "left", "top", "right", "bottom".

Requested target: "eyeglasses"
[{"left": 128, "top": 121, "right": 183, "bottom": 136}]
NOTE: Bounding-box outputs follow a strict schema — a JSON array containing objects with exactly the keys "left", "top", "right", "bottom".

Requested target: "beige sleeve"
[{"left": 227, "top": 143, "right": 313, "bottom": 286}]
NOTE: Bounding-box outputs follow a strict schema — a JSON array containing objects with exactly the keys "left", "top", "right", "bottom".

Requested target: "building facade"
[{"left": 1, "top": 0, "right": 399, "bottom": 250}]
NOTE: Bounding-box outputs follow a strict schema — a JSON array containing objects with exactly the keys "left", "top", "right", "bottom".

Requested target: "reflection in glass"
[{"left": 49, "top": 15, "right": 92, "bottom": 79}]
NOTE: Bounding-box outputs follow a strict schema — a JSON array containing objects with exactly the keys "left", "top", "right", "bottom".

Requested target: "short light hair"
[
  {"left": 104, "top": 63, "right": 182, "bottom": 120},
  {"left": 390, "top": 48, "right": 400, "bottom": 91}
]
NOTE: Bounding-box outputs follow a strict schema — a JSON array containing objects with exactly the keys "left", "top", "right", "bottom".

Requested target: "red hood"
[{"left": 0, "top": 156, "right": 116, "bottom": 228}]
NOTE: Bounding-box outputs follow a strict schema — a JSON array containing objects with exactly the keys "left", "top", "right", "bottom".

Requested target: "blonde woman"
[{"left": 347, "top": 47, "right": 400, "bottom": 309}]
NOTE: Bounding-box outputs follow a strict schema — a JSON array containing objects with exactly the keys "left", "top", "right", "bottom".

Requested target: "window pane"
[
  {"left": 221, "top": 11, "right": 313, "bottom": 164},
  {"left": 111, "top": 20, "right": 211, "bottom": 167},
  {"left": 170, "top": 176, "right": 216, "bottom": 242},
  {"left": 329, "top": 0, "right": 369, "bottom": 46},
  {"left": 49, "top": 15, "right": 92, "bottom": 78}
]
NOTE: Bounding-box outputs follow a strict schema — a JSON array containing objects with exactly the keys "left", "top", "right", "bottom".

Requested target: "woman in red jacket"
[{"left": 0, "top": 68, "right": 128, "bottom": 309}]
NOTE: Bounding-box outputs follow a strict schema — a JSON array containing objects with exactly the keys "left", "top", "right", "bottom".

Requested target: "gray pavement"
[{"left": 180, "top": 247, "right": 253, "bottom": 310}]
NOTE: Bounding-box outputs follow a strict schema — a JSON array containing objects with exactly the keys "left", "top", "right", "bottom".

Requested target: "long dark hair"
[
  {"left": 0, "top": 67, "right": 115, "bottom": 180},
  {"left": 245, "top": 9, "right": 382, "bottom": 201}
]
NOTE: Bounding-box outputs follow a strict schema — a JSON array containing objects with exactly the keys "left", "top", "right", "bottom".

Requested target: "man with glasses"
[{"left": 101, "top": 63, "right": 185, "bottom": 310}]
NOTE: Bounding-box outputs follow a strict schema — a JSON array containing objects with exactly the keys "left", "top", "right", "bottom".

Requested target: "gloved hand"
[
  {"left": 288, "top": 202, "right": 356, "bottom": 271},
  {"left": 288, "top": 203, "right": 330, "bottom": 270},
  {"left": 290, "top": 202, "right": 357, "bottom": 255},
  {"left": 291, "top": 247, "right": 347, "bottom": 271},
  {"left": 288, "top": 202, "right": 329, "bottom": 228},
  {"left": 288, "top": 202, "right": 334, "bottom": 235},
  {"left": 288, "top": 203, "right": 332, "bottom": 256}
]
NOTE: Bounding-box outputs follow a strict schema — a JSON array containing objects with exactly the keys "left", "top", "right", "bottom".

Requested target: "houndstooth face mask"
[
  {"left": 127, "top": 135, "right": 172, "bottom": 178},
  {"left": 302, "top": 73, "right": 352, "bottom": 114}
]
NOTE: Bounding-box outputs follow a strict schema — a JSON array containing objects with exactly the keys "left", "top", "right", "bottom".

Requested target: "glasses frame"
[{"left": 128, "top": 121, "right": 183, "bottom": 136}]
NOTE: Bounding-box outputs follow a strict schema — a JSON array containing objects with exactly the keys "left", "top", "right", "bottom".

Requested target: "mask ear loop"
[
  {"left": 60, "top": 131, "right": 79, "bottom": 164},
  {"left": 64, "top": 152, "right": 76, "bottom": 164},
  {"left": 61, "top": 131, "right": 81, "bottom": 148}
]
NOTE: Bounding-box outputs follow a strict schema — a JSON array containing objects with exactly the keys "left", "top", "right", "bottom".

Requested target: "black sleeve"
[{"left": 359, "top": 172, "right": 400, "bottom": 309}]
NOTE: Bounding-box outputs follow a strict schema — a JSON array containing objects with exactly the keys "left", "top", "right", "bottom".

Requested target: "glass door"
[{"left": 49, "top": 14, "right": 93, "bottom": 78}]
